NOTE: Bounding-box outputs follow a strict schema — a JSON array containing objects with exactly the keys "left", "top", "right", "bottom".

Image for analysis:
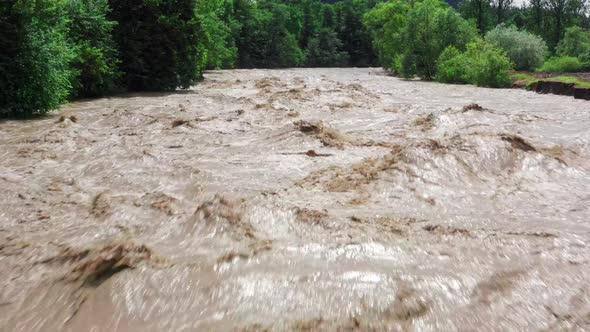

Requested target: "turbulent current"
[{"left": 1, "top": 68, "right": 589, "bottom": 331}]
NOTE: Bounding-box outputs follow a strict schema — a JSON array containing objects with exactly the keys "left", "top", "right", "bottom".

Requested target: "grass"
[{"left": 511, "top": 72, "right": 590, "bottom": 89}]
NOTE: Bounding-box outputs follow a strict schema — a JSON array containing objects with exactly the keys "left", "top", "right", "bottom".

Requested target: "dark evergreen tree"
[
  {"left": 306, "top": 28, "right": 349, "bottom": 66},
  {"left": 107, "top": 0, "right": 204, "bottom": 91}
]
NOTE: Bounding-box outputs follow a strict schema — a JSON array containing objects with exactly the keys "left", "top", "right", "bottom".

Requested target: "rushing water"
[{"left": 1, "top": 68, "right": 589, "bottom": 331}]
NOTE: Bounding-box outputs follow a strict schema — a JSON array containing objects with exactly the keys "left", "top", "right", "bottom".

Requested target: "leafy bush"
[
  {"left": 537, "top": 56, "right": 586, "bottom": 72},
  {"left": 436, "top": 46, "right": 468, "bottom": 83},
  {"left": 556, "top": 26, "right": 590, "bottom": 58},
  {"left": 305, "top": 28, "right": 349, "bottom": 67},
  {"left": 67, "top": 0, "right": 120, "bottom": 98},
  {"left": 464, "top": 40, "right": 513, "bottom": 88},
  {"left": 108, "top": 0, "right": 204, "bottom": 91},
  {"left": 485, "top": 25, "right": 547, "bottom": 71},
  {"left": 436, "top": 40, "right": 513, "bottom": 88},
  {"left": 1, "top": 0, "right": 74, "bottom": 117}
]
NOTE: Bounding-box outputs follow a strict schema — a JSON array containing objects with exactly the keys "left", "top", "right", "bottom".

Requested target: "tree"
[
  {"left": 108, "top": 0, "right": 204, "bottom": 91},
  {"left": 485, "top": 25, "right": 547, "bottom": 70},
  {"left": 363, "top": 0, "right": 411, "bottom": 72},
  {"left": 527, "top": 0, "right": 545, "bottom": 35},
  {"left": 545, "top": 0, "right": 586, "bottom": 49},
  {"left": 67, "top": 0, "right": 120, "bottom": 97},
  {"left": 1, "top": 0, "right": 73, "bottom": 117},
  {"left": 235, "top": 1, "right": 303, "bottom": 68},
  {"left": 493, "top": 0, "right": 513, "bottom": 25},
  {"left": 556, "top": 25, "right": 590, "bottom": 57},
  {"left": 402, "top": 0, "right": 477, "bottom": 79},
  {"left": 460, "top": 0, "right": 491, "bottom": 34},
  {"left": 197, "top": 0, "right": 238, "bottom": 69},
  {"left": 306, "top": 28, "right": 349, "bottom": 66},
  {"left": 335, "top": 0, "right": 375, "bottom": 66}
]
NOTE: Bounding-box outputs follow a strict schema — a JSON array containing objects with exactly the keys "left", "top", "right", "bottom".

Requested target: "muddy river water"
[{"left": 1, "top": 68, "right": 589, "bottom": 331}]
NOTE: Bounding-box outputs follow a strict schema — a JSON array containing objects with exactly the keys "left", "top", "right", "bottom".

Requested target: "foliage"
[
  {"left": 463, "top": 39, "right": 513, "bottom": 87},
  {"left": 459, "top": 0, "right": 492, "bottom": 34},
  {"left": 436, "top": 46, "right": 469, "bottom": 83},
  {"left": 108, "top": 0, "right": 204, "bottom": 91},
  {"left": 537, "top": 56, "right": 587, "bottom": 72},
  {"left": 485, "top": 25, "right": 547, "bottom": 70},
  {"left": 0, "top": 0, "right": 74, "bottom": 117},
  {"left": 333, "top": 0, "right": 375, "bottom": 66},
  {"left": 400, "top": 0, "right": 477, "bottom": 79},
  {"left": 67, "top": 0, "right": 120, "bottom": 97},
  {"left": 556, "top": 26, "right": 590, "bottom": 58},
  {"left": 197, "top": 0, "right": 238, "bottom": 69},
  {"left": 305, "top": 28, "right": 349, "bottom": 67},
  {"left": 363, "top": 0, "right": 411, "bottom": 72},
  {"left": 234, "top": 1, "right": 304, "bottom": 68},
  {"left": 436, "top": 39, "right": 513, "bottom": 87}
]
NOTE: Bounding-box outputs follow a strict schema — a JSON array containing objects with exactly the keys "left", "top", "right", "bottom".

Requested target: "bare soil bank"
[{"left": 1, "top": 68, "right": 589, "bottom": 331}]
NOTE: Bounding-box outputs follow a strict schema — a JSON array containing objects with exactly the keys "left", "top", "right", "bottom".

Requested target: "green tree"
[
  {"left": 305, "top": 27, "right": 349, "bottom": 66},
  {"left": 335, "top": 0, "right": 375, "bottom": 66},
  {"left": 67, "top": 0, "right": 120, "bottom": 97},
  {"left": 401, "top": 0, "right": 477, "bottom": 79},
  {"left": 108, "top": 0, "right": 204, "bottom": 91},
  {"left": 197, "top": 0, "right": 238, "bottom": 69},
  {"left": 556, "top": 26, "right": 590, "bottom": 57},
  {"left": 460, "top": 0, "right": 491, "bottom": 34},
  {"left": 363, "top": 0, "right": 411, "bottom": 72},
  {"left": 1, "top": 0, "right": 73, "bottom": 117},
  {"left": 485, "top": 25, "right": 547, "bottom": 70}
]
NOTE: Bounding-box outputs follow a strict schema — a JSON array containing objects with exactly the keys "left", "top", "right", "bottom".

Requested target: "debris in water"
[
  {"left": 171, "top": 119, "right": 190, "bottom": 128},
  {"left": 90, "top": 193, "right": 111, "bottom": 218},
  {"left": 66, "top": 241, "right": 155, "bottom": 286},
  {"left": 57, "top": 115, "right": 78, "bottom": 123},
  {"left": 295, "top": 208, "right": 328, "bottom": 225},
  {"left": 501, "top": 134, "right": 536, "bottom": 152},
  {"left": 462, "top": 103, "right": 484, "bottom": 112},
  {"left": 190, "top": 195, "right": 255, "bottom": 239},
  {"left": 294, "top": 120, "right": 350, "bottom": 148}
]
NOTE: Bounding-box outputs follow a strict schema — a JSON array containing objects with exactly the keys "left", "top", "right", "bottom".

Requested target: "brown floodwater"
[{"left": 1, "top": 68, "right": 589, "bottom": 331}]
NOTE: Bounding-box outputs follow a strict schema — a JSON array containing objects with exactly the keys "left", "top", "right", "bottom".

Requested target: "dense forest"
[{"left": 1, "top": 0, "right": 589, "bottom": 117}]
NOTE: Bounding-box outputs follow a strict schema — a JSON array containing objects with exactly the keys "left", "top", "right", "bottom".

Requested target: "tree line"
[
  {"left": 365, "top": 0, "right": 589, "bottom": 87},
  {"left": 1, "top": 0, "right": 589, "bottom": 117}
]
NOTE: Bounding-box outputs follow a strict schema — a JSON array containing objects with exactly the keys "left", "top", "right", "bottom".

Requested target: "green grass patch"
[
  {"left": 545, "top": 76, "right": 590, "bottom": 88},
  {"left": 511, "top": 72, "right": 590, "bottom": 89}
]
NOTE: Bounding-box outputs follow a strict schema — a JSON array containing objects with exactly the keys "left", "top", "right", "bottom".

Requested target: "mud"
[{"left": 1, "top": 68, "right": 590, "bottom": 331}]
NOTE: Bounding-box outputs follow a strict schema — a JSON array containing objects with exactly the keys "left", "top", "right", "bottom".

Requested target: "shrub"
[
  {"left": 485, "top": 25, "right": 547, "bottom": 71},
  {"left": 464, "top": 40, "right": 513, "bottom": 88},
  {"left": 108, "top": 0, "right": 204, "bottom": 91},
  {"left": 305, "top": 28, "right": 349, "bottom": 67},
  {"left": 1, "top": 0, "right": 74, "bottom": 117},
  {"left": 436, "top": 39, "right": 513, "bottom": 88},
  {"left": 436, "top": 46, "right": 468, "bottom": 83},
  {"left": 67, "top": 0, "right": 120, "bottom": 98},
  {"left": 537, "top": 56, "right": 586, "bottom": 72},
  {"left": 556, "top": 26, "right": 590, "bottom": 58}
]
